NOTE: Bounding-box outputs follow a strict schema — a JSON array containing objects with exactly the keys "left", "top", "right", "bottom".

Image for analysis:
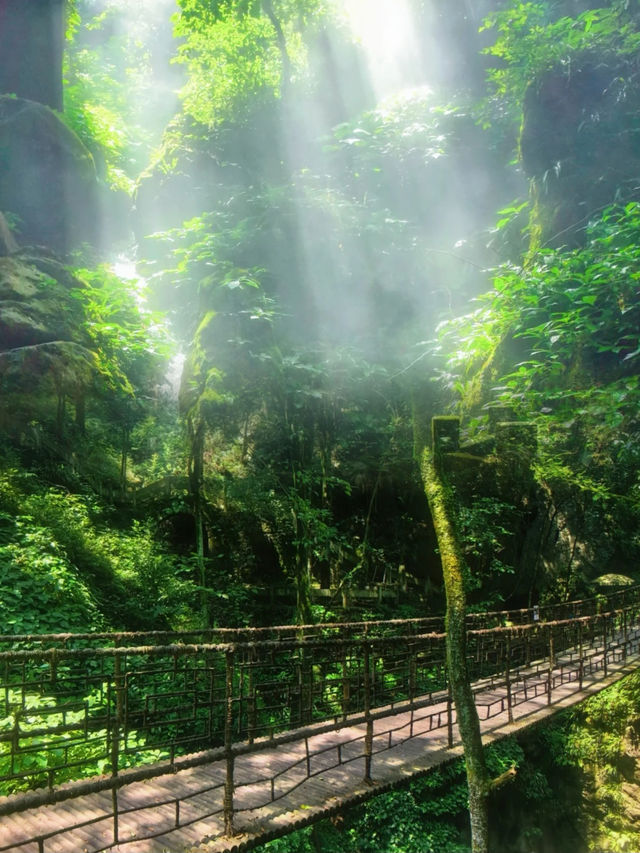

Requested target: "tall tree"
[
  {"left": 415, "top": 414, "right": 516, "bottom": 853},
  {"left": 415, "top": 414, "right": 491, "bottom": 853},
  {"left": 0, "top": 0, "right": 66, "bottom": 110}
]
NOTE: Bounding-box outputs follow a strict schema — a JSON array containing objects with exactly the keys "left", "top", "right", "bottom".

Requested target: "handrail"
[{"left": 1, "top": 584, "right": 637, "bottom": 649}]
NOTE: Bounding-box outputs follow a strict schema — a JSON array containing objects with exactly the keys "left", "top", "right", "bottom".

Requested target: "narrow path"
[{"left": 1, "top": 631, "right": 638, "bottom": 853}]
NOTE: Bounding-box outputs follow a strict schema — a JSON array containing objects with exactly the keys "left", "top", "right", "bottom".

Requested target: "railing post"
[
  {"left": 578, "top": 621, "right": 584, "bottom": 690},
  {"left": 505, "top": 631, "right": 513, "bottom": 724},
  {"left": 223, "top": 646, "right": 236, "bottom": 837},
  {"left": 248, "top": 656, "right": 256, "bottom": 744},
  {"left": 409, "top": 642, "right": 417, "bottom": 707},
  {"left": 547, "top": 625, "right": 554, "bottom": 705},
  {"left": 295, "top": 654, "right": 303, "bottom": 727},
  {"left": 623, "top": 607, "right": 629, "bottom": 662},
  {"left": 447, "top": 676, "right": 454, "bottom": 748},
  {"left": 341, "top": 645, "right": 350, "bottom": 720},
  {"left": 602, "top": 613, "right": 608, "bottom": 677},
  {"left": 111, "top": 654, "right": 122, "bottom": 846},
  {"left": 114, "top": 653, "right": 124, "bottom": 725},
  {"left": 363, "top": 641, "right": 373, "bottom": 783}
]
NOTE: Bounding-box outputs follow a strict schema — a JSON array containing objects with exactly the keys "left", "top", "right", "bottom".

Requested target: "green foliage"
[
  {"left": 457, "top": 496, "right": 519, "bottom": 595},
  {"left": 549, "top": 676, "right": 638, "bottom": 770},
  {"left": 436, "top": 203, "right": 640, "bottom": 513},
  {"left": 174, "top": 0, "right": 329, "bottom": 126},
  {"left": 64, "top": 0, "right": 180, "bottom": 191},
  {"left": 176, "top": 13, "right": 288, "bottom": 125},
  {"left": 481, "top": 2, "right": 640, "bottom": 124},
  {"left": 489, "top": 671, "right": 640, "bottom": 852},
  {"left": 0, "top": 467, "right": 197, "bottom": 632},
  {"left": 0, "top": 517, "right": 104, "bottom": 635},
  {"left": 0, "top": 687, "right": 168, "bottom": 794},
  {"left": 74, "top": 264, "right": 172, "bottom": 398}
]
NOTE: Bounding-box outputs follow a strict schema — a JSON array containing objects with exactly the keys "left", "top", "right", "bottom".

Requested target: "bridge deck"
[{"left": 1, "top": 632, "right": 638, "bottom": 853}]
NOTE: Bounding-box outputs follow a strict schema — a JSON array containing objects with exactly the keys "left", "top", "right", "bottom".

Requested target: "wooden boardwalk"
[{"left": 1, "top": 628, "right": 638, "bottom": 853}]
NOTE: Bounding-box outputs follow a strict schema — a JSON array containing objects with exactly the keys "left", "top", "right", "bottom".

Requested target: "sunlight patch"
[{"left": 342, "top": 0, "right": 422, "bottom": 97}]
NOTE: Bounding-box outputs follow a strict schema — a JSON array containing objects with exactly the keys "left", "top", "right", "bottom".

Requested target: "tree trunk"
[
  {"left": 188, "top": 416, "right": 209, "bottom": 627},
  {"left": 415, "top": 416, "right": 490, "bottom": 853},
  {"left": 261, "top": 0, "right": 292, "bottom": 95},
  {"left": 291, "top": 506, "right": 313, "bottom": 625},
  {"left": 0, "top": 0, "right": 65, "bottom": 110},
  {"left": 120, "top": 425, "right": 129, "bottom": 495},
  {"left": 74, "top": 391, "right": 85, "bottom": 432}
]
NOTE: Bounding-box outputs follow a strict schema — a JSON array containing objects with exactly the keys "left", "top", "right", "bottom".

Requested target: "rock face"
[
  {"left": 0, "top": 0, "right": 65, "bottom": 112},
  {"left": 0, "top": 96, "right": 100, "bottom": 251},
  {"left": 521, "top": 56, "right": 640, "bottom": 248},
  {"left": 0, "top": 252, "right": 95, "bottom": 433}
]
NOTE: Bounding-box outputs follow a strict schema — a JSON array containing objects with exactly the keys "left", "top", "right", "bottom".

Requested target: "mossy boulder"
[
  {"left": 0, "top": 253, "right": 87, "bottom": 348},
  {"left": 0, "top": 96, "right": 100, "bottom": 251},
  {"left": 0, "top": 253, "right": 95, "bottom": 431}
]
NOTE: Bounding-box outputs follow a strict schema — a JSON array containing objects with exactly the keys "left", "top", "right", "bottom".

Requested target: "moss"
[{"left": 418, "top": 423, "right": 490, "bottom": 853}]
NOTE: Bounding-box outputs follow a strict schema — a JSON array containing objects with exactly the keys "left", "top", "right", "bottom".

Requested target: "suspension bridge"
[{"left": 1, "top": 588, "right": 639, "bottom": 853}]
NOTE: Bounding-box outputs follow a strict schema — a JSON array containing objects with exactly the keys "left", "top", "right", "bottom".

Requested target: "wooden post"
[
  {"left": 111, "top": 653, "right": 122, "bottom": 846},
  {"left": 547, "top": 625, "right": 554, "bottom": 706},
  {"left": 248, "top": 663, "right": 256, "bottom": 744},
  {"left": 409, "top": 643, "right": 417, "bottom": 707},
  {"left": 623, "top": 607, "right": 629, "bottom": 662},
  {"left": 505, "top": 632, "right": 513, "bottom": 724},
  {"left": 223, "top": 647, "right": 235, "bottom": 837},
  {"left": 602, "top": 614, "right": 608, "bottom": 677},
  {"left": 295, "top": 654, "right": 303, "bottom": 728},
  {"left": 114, "top": 654, "right": 124, "bottom": 725},
  {"left": 49, "top": 649, "right": 58, "bottom": 686},
  {"left": 363, "top": 642, "right": 373, "bottom": 782},
  {"left": 342, "top": 645, "right": 350, "bottom": 720},
  {"left": 447, "top": 677, "right": 454, "bottom": 748},
  {"left": 578, "top": 621, "right": 584, "bottom": 690},
  {"left": 111, "top": 716, "right": 119, "bottom": 844}
]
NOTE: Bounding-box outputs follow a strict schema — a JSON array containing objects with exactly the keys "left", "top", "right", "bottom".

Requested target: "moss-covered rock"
[
  {"left": 0, "top": 253, "right": 95, "bottom": 434},
  {"left": 0, "top": 253, "right": 87, "bottom": 347},
  {"left": 0, "top": 96, "right": 100, "bottom": 251}
]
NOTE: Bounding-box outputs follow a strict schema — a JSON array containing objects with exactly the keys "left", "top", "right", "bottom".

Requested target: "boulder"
[
  {"left": 0, "top": 253, "right": 95, "bottom": 432},
  {"left": 0, "top": 254, "right": 86, "bottom": 348},
  {"left": 0, "top": 96, "right": 100, "bottom": 251}
]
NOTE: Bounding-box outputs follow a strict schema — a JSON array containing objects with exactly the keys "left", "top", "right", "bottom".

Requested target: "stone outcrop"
[
  {"left": 0, "top": 96, "right": 100, "bottom": 252},
  {"left": 0, "top": 252, "right": 95, "bottom": 433},
  {"left": 520, "top": 56, "right": 640, "bottom": 249}
]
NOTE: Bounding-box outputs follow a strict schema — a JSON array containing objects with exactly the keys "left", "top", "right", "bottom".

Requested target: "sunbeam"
[{"left": 342, "top": 0, "right": 423, "bottom": 97}]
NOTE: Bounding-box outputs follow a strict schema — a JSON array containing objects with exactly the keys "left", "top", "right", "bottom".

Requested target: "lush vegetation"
[{"left": 1, "top": 0, "right": 640, "bottom": 849}]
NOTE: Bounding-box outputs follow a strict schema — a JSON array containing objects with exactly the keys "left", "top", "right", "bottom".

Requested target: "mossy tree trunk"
[{"left": 415, "top": 415, "right": 491, "bottom": 853}]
